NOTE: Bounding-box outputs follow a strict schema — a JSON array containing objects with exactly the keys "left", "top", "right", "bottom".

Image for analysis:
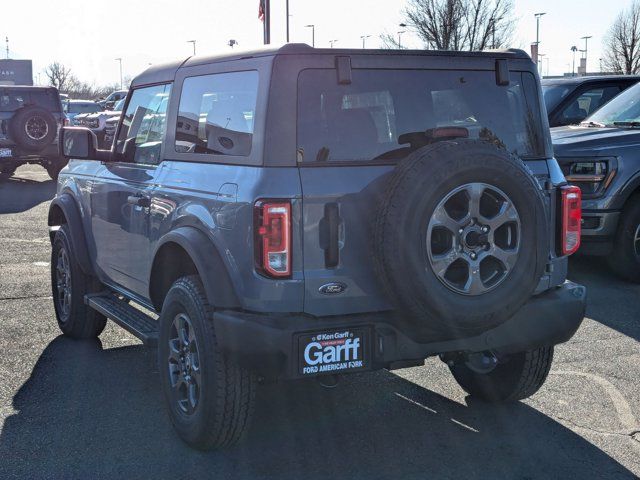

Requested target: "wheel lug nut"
[
  {"left": 481, "top": 226, "right": 489, "bottom": 233},
  {"left": 470, "top": 252, "right": 477, "bottom": 260},
  {"left": 458, "top": 228, "right": 464, "bottom": 234}
]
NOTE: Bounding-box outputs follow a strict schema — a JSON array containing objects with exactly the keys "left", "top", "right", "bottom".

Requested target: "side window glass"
[
  {"left": 562, "top": 86, "right": 620, "bottom": 123},
  {"left": 175, "top": 70, "right": 258, "bottom": 157},
  {"left": 115, "top": 84, "right": 171, "bottom": 164}
]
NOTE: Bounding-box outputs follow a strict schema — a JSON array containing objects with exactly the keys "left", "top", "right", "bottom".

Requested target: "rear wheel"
[
  {"left": 607, "top": 195, "right": 640, "bottom": 282},
  {"left": 45, "top": 161, "right": 65, "bottom": 181},
  {"left": 0, "top": 166, "right": 16, "bottom": 182},
  {"left": 51, "top": 224, "right": 107, "bottom": 338},
  {"left": 447, "top": 347, "right": 554, "bottom": 402},
  {"left": 158, "top": 275, "right": 256, "bottom": 450}
]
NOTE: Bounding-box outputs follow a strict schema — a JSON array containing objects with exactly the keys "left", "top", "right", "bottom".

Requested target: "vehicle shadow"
[
  {"left": 0, "top": 175, "right": 56, "bottom": 214},
  {"left": 568, "top": 255, "right": 640, "bottom": 342},
  {"left": 0, "top": 336, "right": 635, "bottom": 479}
]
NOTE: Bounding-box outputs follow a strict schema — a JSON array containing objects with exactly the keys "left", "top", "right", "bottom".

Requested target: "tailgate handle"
[{"left": 320, "top": 203, "right": 340, "bottom": 268}]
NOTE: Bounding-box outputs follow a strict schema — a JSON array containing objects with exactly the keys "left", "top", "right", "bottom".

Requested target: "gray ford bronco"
[{"left": 48, "top": 45, "right": 587, "bottom": 450}]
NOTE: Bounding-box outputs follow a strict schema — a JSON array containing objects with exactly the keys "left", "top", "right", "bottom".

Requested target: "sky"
[{"left": 1, "top": 0, "right": 633, "bottom": 87}]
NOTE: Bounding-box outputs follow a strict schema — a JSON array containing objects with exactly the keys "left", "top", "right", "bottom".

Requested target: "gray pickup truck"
[{"left": 48, "top": 44, "right": 586, "bottom": 450}]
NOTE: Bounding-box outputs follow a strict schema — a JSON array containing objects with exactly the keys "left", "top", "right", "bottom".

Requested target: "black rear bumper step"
[{"left": 85, "top": 293, "right": 158, "bottom": 346}]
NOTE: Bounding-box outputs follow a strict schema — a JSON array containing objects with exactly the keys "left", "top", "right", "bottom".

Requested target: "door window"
[
  {"left": 175, "top": 70, "right": 258, "bottom": 157},
  {"left": 560, "top": 86, "right": 620, "bottom": 124},
  {"left": 115, "top": 84, "right": 171, "bottom": 164}
]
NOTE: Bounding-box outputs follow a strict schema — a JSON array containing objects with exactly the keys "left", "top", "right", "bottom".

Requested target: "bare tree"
[
  {"left": 388, "top": 0, "right": 514, "bottom": 51},
  {"left": 44, "top": 62, "right": 74, "bottom": 92},
  {"left": 603, "top": 0, "right": 640, "bottom": 74}
]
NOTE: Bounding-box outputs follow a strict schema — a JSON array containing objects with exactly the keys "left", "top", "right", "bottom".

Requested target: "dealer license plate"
[
  {"left": 297, "top": 328, "right": 370, "bottom": 377},
  {"left": 0, "top": 148, "right": 12, "bottom": 158}
]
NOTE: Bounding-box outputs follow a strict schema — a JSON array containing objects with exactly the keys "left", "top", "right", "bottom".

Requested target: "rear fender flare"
[{"left": 150, "top": 227, "right": 240, "bottom": 310}]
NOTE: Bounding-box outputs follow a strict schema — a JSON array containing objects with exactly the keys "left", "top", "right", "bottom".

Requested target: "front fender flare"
[{"left": 48, "top": 194, "right": 94, "bottom": 276}]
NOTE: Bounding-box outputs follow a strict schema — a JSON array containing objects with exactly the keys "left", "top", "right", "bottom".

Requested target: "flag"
[{"left": 259, "top": 0, "right": 265, "bottom": 21}]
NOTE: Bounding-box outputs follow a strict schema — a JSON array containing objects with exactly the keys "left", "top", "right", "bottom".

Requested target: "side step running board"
[{"left": 85, "top": 293, "right": 159, "bottom": 346}]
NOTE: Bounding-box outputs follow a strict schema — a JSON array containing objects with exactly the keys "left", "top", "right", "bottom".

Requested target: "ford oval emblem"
[{"left": 319, "top": 282, "right": 347, "bottom": 295}]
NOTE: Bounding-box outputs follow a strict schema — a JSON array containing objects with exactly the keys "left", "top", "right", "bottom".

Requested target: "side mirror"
[{"left": 59, "top": 127, "right": 110, "bottom": 161}]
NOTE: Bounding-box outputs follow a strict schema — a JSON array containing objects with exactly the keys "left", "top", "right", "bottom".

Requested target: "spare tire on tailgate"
[
  {"left": 8, "top": 106, "right": 57, "bottom": 152},
  {"left": 374, "top": 140, "right": 548, "bottom": 338}
]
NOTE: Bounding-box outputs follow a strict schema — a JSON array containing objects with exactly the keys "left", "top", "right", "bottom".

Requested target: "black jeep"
[{"left": 0, "top": 86, "right": 67, "bottom": 181}]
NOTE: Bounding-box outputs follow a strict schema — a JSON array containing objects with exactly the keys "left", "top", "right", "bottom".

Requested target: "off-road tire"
[
  {"left": 158, "top": 275, "right": 256, "bottom": 450},
  {"left": 51, "top": 224, "right": 107, "bottom": 338},
  {"left": 8, "top": 106, "right": 58, "bottom": 152},
  {"left": 374, "top": 140, "right": 548, "bottom": 337},
  {"left": 607, "top": 195, "right": 640, "bottom": 282},
  {"left": 45, "top": 161, "right": 65, "bottom": 181},
  {"left": 0, "top": 166, "right": 16, "bottom": 182},
  {"left": 449, "top": 347, "right": 554, "bottom": 402}
]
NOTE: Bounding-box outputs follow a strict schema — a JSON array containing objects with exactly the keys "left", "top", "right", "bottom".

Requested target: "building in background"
[{"left": 0, "top": 59, "right": 33, "bottom": 85}]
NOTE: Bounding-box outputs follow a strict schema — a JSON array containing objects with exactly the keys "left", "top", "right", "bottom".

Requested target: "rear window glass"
[
  {"left": 297, "top": 69, "right": 545, "bottom": 164},
  {"left": 175, "top": 70, "right": 258, "bottom": 157},
  {"left": 29, "top": 90, "right": 60, "bottom": 111}
]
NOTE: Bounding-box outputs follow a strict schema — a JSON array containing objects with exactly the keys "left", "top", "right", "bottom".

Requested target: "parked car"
[
  {"left": 102, "top": 99, "right": 126, "bottom": 148},
  {"left": 63, "top": 99, "right": 102, "bottom": 124},
  {"left": 552, "top": 81, "right": 640, "bottom": 281},
  {"left": 97, "top": 89, "right": 127, "bottom": 110},
  {"left": 542, "top": 76, "right": 640, "bottom": 127},
  {"left": 75, "top": 106, "right": 122, "bottom": 148},
  {"left": 0, "top": 86, "right": 67, "bottom": 181},
  {"left": 49, "top": 44, "right": 586, "bottom": 450}
]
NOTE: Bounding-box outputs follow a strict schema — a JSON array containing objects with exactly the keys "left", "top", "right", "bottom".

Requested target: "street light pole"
[
  {"left": 187, "top": 40, "right": 196, "bottom": 56},
  {"left": 115, "top": 58, "right": 123, "bottom": 90},
  {"left": 361, "top": 35, "right": 371, "bottom": 49},
  {"left": 398, "top": 30, "right": 405, "bottom": 48},
  {"left": 581, "top": 35, "right": 592, "bottom": 73},
  {"left": 305, "top": 24, "right": 315, "bottom": 47},
  {"left": 534, "top": 12, "right": 546, "bottom": 73}
]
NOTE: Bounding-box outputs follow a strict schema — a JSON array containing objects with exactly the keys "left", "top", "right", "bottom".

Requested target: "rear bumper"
[{"left": 214, "top": 281, "right": 587, "bottom": 380}]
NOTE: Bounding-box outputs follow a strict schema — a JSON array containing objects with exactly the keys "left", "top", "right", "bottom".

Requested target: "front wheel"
[
  {"left": 51, "top": 224, "right": 107, "bottom": 338},
  {"left": 158, "top": 275, "right": 256, "bottom": 450},
  {"left": 607, "top": 196, "right": 640, "bottom": 282},
  {"left": 448, "top": 347, "right": 554, "bottom": 402}
]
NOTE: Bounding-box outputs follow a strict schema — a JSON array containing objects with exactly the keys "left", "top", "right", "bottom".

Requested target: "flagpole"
[
  {"left": 286, "top": 0, "right": 289, "bottom": 43},
  {"left": 263, "top": 0, "right": 271, "bottom": 45}
]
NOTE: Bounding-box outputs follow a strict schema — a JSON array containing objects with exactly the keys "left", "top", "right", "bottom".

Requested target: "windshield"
[
  {"left": 114, "top": 98, "right": 125, "bottom": 111},
  {"left": 587, "top": 82, "right": 640, "bottom": 126},
  {"left": 542, "top": 84, "right": 572, "bottom": 112},
  {"left": 68, "top": 102, "right": 101, "bottom": 114}
]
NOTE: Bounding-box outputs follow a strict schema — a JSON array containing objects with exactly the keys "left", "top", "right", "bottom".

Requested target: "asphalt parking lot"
[{"left": 0, "top": 165, "right": 638, "bottom": 479}]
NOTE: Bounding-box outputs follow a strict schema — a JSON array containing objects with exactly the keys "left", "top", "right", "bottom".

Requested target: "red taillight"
[
  {"left": 561, "top": 185, "right": 582, "bottom": 256},
  {"left": 255, "top": 201, "right": 291, "bottom": 278}
]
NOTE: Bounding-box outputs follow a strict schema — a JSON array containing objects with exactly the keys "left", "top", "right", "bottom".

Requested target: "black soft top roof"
[{"left": 131, "top": 43, "right": 532, "bottom": 87}]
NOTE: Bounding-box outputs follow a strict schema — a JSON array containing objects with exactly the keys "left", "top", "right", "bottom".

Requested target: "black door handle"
[{"left": 127, "top": 195, "right": 150, "bottom": 208}]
